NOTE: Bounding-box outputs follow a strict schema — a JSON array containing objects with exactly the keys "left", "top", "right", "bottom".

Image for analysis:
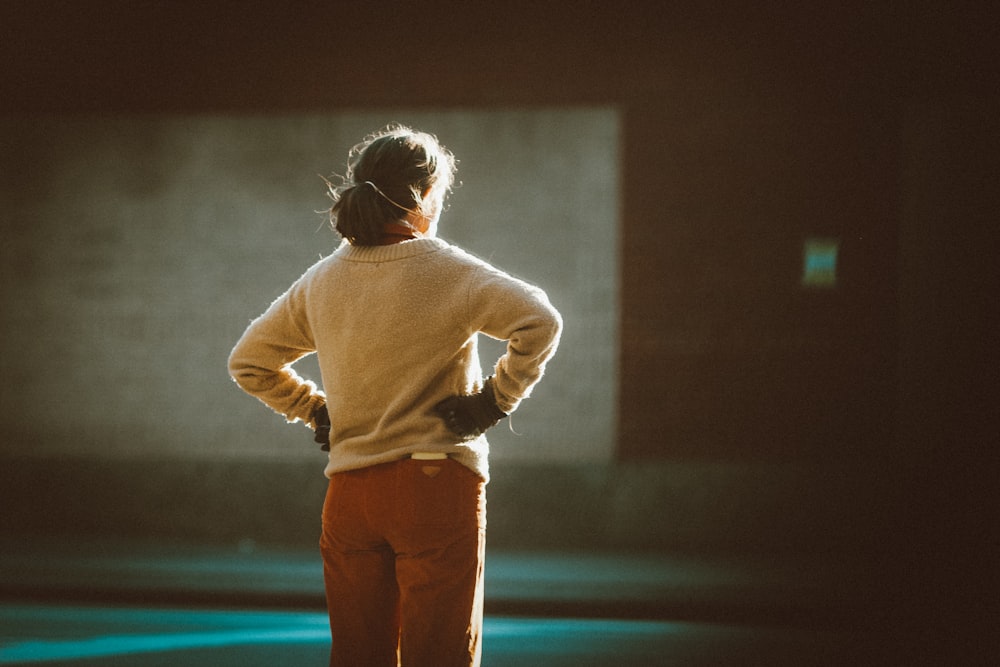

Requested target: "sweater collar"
[{"left": 334, "top": 237, "right": 448, "bottom": 263}]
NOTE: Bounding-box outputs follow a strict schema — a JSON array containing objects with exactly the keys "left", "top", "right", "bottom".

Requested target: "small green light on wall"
[{"left": 802, "top": 238, "right": 839, "bottom": 288}]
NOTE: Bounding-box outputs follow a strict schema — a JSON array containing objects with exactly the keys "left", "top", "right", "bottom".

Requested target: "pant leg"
[
  {"left": 321, "top": 466, "right": 401, "bottom": 667},
  {"left": 389, "top": 458, "right": 487, "bottom": 667}
]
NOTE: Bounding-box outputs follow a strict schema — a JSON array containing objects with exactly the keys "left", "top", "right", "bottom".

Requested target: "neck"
[{"left": 377, "top": 221, "right": 418, "bottom": 245}]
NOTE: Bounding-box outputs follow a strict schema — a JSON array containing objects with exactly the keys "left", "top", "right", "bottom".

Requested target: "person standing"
[{"left": 228, "top": 124, "right": 562, "bottom": 666}]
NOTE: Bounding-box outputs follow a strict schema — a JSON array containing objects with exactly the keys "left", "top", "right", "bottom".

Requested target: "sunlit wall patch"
[{"left": 801, "top": 238, "right": 839, "bottom": 288}]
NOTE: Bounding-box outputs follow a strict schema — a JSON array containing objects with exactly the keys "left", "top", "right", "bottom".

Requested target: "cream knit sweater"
[{"left": 228, "top": 237, "right": 562, "bottom": 481}]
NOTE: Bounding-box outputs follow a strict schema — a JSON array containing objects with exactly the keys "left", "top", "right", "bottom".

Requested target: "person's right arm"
[{"left": 228, "top": 280, "right": 327, "bottom": 430}]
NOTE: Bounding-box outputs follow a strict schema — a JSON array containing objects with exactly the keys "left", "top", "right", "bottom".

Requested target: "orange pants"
[{"left": 320, "top": 457, "right": 487, "bottom": 667}]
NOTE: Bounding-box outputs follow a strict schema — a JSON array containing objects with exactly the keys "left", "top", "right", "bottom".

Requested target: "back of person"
[{"left": 229, "top": 124, "right": 561, "bottom": 666}]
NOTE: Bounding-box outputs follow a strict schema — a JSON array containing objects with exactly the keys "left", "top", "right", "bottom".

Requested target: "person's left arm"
[
  {"left": 434, "top": 265, "right": 561, "bottom": 439},
  {"left": 474, "top": 271, "right": 563, "bottom": 414}
]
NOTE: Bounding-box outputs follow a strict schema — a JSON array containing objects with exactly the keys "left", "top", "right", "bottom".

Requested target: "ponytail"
[
  {"left": 324, "top": 125, "right": 456, "bottom": 246},
  {"left": 327, "top": 181, "right": 399, "bottom": 246}
]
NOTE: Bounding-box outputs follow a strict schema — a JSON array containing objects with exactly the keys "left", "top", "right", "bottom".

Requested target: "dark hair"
[{"left": 326, "top": 124, "right": 456, "bottom": 246}]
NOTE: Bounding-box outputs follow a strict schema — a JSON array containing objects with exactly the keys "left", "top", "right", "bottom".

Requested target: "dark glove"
[
  {"left": 313, "top": 404, "right": 331, "bottom": 452},
  {"left": 434, "top": 378, "right": 507, "bottom": 440}
]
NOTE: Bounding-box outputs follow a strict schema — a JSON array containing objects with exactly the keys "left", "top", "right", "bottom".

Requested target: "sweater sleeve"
[
  {"left": 228, "top": 278, "right": 326, "bottom": 428},
  {"left": 469, "top": 265, "right": 563, "bottom": 414}
]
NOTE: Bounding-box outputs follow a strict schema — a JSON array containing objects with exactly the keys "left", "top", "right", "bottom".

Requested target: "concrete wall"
[{"left": 0, "top": 109, "right": 618, "bottom": 465}]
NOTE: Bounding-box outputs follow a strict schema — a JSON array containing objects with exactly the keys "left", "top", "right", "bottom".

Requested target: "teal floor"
[
  {"left": 0, "top": 538, "right": 906, "bottom": 665},
  {"left": 1, "top": 603, "right": 888, "bottom": 666}
]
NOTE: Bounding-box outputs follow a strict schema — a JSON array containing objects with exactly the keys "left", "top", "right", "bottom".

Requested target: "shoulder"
[
  {"left": 441, "top": 242, "right": 555, "bottom": 306},
  {"left": 434, "top": 239, "right": 517, "bottom": 278}
]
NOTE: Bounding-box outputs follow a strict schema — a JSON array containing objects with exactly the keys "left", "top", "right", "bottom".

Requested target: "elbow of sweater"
[
  {"left": 548, "top": 308, "right": 564, "bottom": 348},
  {"left": 231, "top": 368, "right": 280, "bottom": 394},
  {"left": 227, "top": 350, "right": 246, "bottom": 384},
  {"left": 531, "top": 306, "right": 563, "bottom": 360},
  {"left": 227, "top": 351, "right": 277, "bottom": 394}
]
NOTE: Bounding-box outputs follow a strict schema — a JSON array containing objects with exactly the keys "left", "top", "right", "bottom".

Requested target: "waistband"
[{"left": 410, "top": 452, "right": 450, "bottom": 461}]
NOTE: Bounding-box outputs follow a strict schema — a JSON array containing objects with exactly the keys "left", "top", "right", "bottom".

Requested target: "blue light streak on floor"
[
  {"left": 1, "top": 626, "right": 329, "bottom": 663},
  {"left": 0, "top": 606, "right": 329, "bottom": 663},
  {"left": 0, "top": 604, "right": 865, "bottom": 666}
]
